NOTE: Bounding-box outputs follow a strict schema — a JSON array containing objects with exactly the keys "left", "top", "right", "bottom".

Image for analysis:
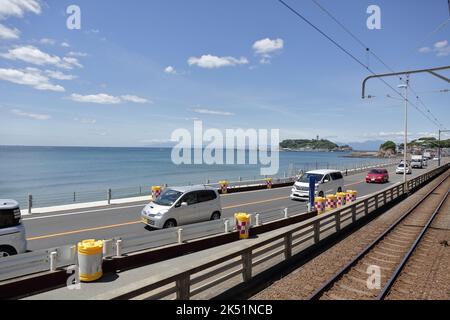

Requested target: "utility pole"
[{"left": 398, "top": 79, "right": 409, "bottom": 186}]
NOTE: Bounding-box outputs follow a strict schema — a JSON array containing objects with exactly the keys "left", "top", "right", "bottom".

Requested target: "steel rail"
[
  {"left": 308, "top": 172, "right": 450, "bottom": 300},
  {"left": 377, "top": 187, "right": 450, "bottom": 299}
]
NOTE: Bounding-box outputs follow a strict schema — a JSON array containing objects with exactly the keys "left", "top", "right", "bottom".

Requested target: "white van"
[
  {"left": 0, "top": 199, "right": 27, "bottom": 257},
  {"left": 141, "top": 185, "right": 222, "bottom": 229},
  {"left": 411, "top": 155, "right": 424, "bottom": 169},
  {"left": 290, "top": 169, "right": 345, "bottom": 200}
]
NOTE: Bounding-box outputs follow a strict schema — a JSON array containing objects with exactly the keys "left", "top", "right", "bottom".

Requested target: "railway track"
[{"left": 308, "top": 173, "right": 450, "bottom": 300}]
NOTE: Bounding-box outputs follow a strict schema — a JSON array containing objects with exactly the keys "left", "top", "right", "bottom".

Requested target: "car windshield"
[
  {"left": 153, "top": 189, "right": 183, "bottom": 206},
  {"left": 297, "top": 173, "right": 324, "bottom": 183},
  {"left": 369, "top": 169, "right": 383, "bottom": 174},
  {"left": 398, "top": 164, "right": 406, "bottom": 168}
]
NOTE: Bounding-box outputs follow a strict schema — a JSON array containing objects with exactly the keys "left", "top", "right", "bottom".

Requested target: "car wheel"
[
  {"left": 163, "top": 219, "right": 177, "bottom": 229},
  {"left": 318, "top": 191, "right": 324, "bottom": 198},
  {"left": 337, "top": 187, "right": 342, "bottom": 193},
  {"left": 0, "top": 246, "right": 17, "bottom": 258},
  {"left": 210, "top": 211, "right": 221, "bottom": 220}
]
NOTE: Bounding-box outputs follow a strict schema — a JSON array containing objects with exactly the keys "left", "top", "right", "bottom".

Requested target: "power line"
[
  {"left": 278, "top": 0, "right": 442, "bottom": 128},
  {"left": 310, "top": 0, "right": 444, "bottom": 128}
]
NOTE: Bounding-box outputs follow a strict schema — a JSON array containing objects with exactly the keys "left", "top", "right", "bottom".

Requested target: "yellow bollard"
[
  {"left": 325, "top": 194, "right": 337, "bottom": 211},
  {"left": 77, "top": 239, "right": 103, "bottom": 282},
  {"left": 314, "top": 197, "right": 326, "bottom": 214},
  {"left": 151, "top": 186, "right": 162, "bottom": 200},
  {"left": 264, "top": 178, "right": 273, "bottom": 189},
  {"left": 346, "top": 190, "right": 357, "bottom": 204},
  {"left": 235, "top": 213, "right": 251, "bottom": 239},
  {"left": 336, "top": 192, "right": 347, "bottom": 207},
  {"left": 219, "top": 180, "right": 228, "bottom": 194}
]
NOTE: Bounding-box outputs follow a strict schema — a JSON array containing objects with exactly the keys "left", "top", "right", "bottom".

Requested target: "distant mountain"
[{"left": 342, "top": 140, "right": 385, "bottom": 151}]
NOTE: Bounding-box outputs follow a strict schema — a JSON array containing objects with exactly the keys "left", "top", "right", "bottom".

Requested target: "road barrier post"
[
  {"left": 284, "top": 207, "right": 288, "bottom": 219},
  {"left": 152, "top": 186, "right": 162, "bottom": 200},
  {"left": 314, "top": 197, "right": 326, "bottom": 214},
  {"left": 28, "top": 194, "right": 32, "bottom": 214},
  {"left": 77, "top": 240, "right": 103, "bottom": 282},
  {"left": 177, "top": 228, "right": 183, "bottom": 244},
  {"left": 255, "top": 213, "right": 261, "bottom": 226},
  {"left": 49, "top": 251, "right": 57, "bottom": 272},
  {"left": 219, "top": 180, "right": 228, "bottom": 194},
  {"left": 107, "top": 189, "right": 112, "bottom": 205},
  {"left": 235, "top": 213, "right": 250, "bottom": 239},
  {"left": 73, "top": 192, "right": 76, "bottom": 203},
  {"left": 224, "top": 219, "right": 229, "bottom": 233},
  {"left": 115, "top": 239, "right": 122, "bottom": 257}
]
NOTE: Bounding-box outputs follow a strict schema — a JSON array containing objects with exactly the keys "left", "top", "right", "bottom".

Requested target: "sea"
[{"left": 0, "top": 146, "right": 388, "bottom": 208}]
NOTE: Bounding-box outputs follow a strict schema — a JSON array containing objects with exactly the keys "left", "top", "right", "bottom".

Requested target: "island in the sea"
[{"left": 279, "top": 139, "right": 352, "bottom": 152}]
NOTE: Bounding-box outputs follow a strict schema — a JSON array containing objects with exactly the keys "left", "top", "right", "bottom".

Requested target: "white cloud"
[
  {"left": 418, "top": 46, "right": 431, "bottom": 53},
  {"left": 0, "top": 0, "right": 41, "bottom": 19},
  {"left": 0, "top": 23, "right": 19, "bottom": 39},
  {"left": 68, "top": 51, "right": 88, "bottom": 57},
  {"left": 253, "top": 38, "right": 284, "bottom": 55},
  {"left": 188, "top": 55, "right": 248, "bottom": 69},
  {"left": 62, "top": 56, "right": 82, "bottom": 68},
  {"left": 120, "top": 95, "right": 150, "bottom": 104},
  {"left": 39, "top": 38, "right": 55, "bottom": 45},
  {"left": 61, "top": 42, "right": 70, "bottom": 48},
  {"left": 1, "top": 45, "right": 83, "bottom": 69},
  {"left": 11, "top": 108, "right": 50, "bottom": 120},
  {"left": 434, "top": 40, "right": 448, "bottom": 49},
  {"left": 192, "top": 108, "right": 235, "bottom": 116},
  {"left": 164, "top": 65, "right": 177, "bottom": 74},
  {"left": 70, "top": 93, "right": 150, "bottom": 105},
  {"left": 419, "top": 40, "right": 450, "bottom": 57},
  {"left": 253, "top": 38, "right": 284, "bottom": 64},
  {"left": 45, "top": 69, "right": 76, "bottom": 80},
  {"left": 0, "top": 67, "right": 65, "bottom": 91},
  {"left": 70, "top": 93, "right": 122, "bottom": 105}
]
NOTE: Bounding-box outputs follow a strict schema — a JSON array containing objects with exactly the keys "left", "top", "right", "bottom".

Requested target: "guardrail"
[
  {"left": 21, "top": 158, "right": 400, "bottom": 211},
  {"left": 91, "top": 162, "right": 450, "bottom": 300},
  {"left": 0, "top": 162, "right": 448, "bottom": 298}
]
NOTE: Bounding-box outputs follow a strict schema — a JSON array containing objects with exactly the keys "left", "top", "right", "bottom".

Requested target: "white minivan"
[
  {"left": 141, "top": 185, "right": 222, "bottom": 229},
  {"left": 290, "top": 169, "right": 345, "bottom": 200},
  {"left": 0, "top": 199, "right": 27, "bottom": 257}
]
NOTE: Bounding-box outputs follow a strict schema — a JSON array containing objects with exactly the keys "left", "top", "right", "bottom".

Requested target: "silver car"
[
  {"left": 141, "top": 185, "right": 222, "bottom": 229},
  {"left": 0, "top": 199, "right": 27, "bottom": 257}
]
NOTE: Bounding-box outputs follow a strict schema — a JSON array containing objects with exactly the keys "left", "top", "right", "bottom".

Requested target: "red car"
[{"left": 366, "top": 168, "right": 389, "bottom": 183}]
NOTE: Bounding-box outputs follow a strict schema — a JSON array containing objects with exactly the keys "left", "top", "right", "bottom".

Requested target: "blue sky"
[{"left": 0, "top": 0, "right": 449, "bottom": 147}]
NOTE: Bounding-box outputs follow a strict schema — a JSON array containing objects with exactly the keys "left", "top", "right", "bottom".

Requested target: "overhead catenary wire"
[
  {"left": 278, "top": 0, "right": 443, "bottom": 128},
  {"left": 310, "top": 0, "right": 444, "bottom": 128}
]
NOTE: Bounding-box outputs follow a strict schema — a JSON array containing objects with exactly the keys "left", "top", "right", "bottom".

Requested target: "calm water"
[{"left": 0, "top": 146, "right": 387, "bottom": 207}]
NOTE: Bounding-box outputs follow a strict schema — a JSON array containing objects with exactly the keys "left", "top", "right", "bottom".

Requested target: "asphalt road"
[{"left": 23, "top": 162, "right": 440, "bottom": 251}]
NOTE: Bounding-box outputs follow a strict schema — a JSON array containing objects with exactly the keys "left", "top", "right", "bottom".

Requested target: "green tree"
[{"left": 380, "top": 141, "right": 396, "bottom": 152}]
